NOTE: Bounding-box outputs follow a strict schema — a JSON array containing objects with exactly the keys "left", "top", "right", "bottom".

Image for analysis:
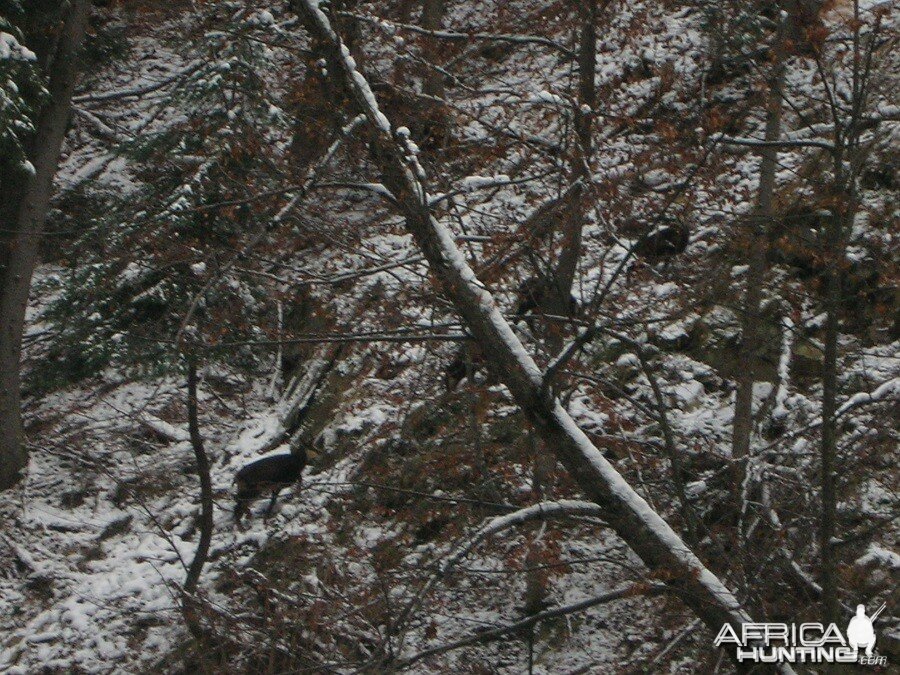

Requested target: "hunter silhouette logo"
[
  {"left": 847, "top": 603, "right": 885, "bottom": 657},
  {"left": 714, "top": 600, "right": 888, "bottom": 666}
]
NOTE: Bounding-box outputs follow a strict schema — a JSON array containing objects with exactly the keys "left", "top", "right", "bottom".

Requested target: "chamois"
[
  {"left": 632, "top": 218, "right": 690, "bottom": 259},
  {"left": 234, "top": 450, "right": 305, "bottom": 522}
]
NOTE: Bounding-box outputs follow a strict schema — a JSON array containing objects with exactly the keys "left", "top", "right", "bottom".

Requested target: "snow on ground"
[{"left": 1, "top": 0, "right": 898, "bottom": 672}]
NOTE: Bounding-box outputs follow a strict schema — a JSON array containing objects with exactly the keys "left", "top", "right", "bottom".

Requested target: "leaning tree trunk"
[
  {"left": 732, "top": 17, "right": 786, "bottom": 481},
  {"left": 289, "top": 3, "right": 796, "bottom": 669},
  {"left": 0, "top": 0, "right": 91, "bottom": 491}
]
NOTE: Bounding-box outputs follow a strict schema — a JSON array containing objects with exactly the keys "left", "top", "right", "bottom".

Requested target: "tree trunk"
[
  {"left": 819, "top": 205, "right": 842, "bottom": 627},
  {"left": 821, "top": 0, "right": 872, "bottom": 626},
  {"left": 551, "top": 0, "right": 596, "bottom": 306},
  {"left": 290, "top": 3, "right": 795, "bottom": 667},
  {"left": 820, "top": 109, "right": 858, "bottom": 633},
  {"left": 420, "top": 0, "right": 447, "bottom": 99},
  {"left": 820, "top": 142, "right": 855, "bottom": 626},
  {"left": 732, "top": 18, "right": 786, "bottom": 479},
  {"left": 0, "top": 0, "right": 90, "bottom": 491},
  {"left": 183, "top": 359, "right": 214, "bottom": 641},
  {"left": 184, "top": 360, "right": 213, "bottom": 596}
]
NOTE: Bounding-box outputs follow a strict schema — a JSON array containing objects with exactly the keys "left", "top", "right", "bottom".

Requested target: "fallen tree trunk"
[{"left": 289, "top": 2, "right": 790, "bottom": 669}]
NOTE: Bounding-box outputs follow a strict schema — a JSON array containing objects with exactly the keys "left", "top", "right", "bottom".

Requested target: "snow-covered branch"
[
  {"left": 315, "top": 181, "right": 396, "bottom": 202},
  {"left": 836, "top": 377, "right": 900, "bottom": 417},
  {"left": 771, "top": 314, "right": 795, "bottom": 422}
]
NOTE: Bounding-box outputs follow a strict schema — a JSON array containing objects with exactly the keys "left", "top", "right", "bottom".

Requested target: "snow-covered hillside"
[{"left": 1, "top": 0, "right": 897, "bottom": 672}]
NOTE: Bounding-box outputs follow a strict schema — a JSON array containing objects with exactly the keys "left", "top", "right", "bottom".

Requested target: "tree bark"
[
  {"left": 290, "top": 3, "right": 794, "bottom": 667},
  {"left": 819, "top": 188, "right": 845, "bottom": 629},
  {"left": 184, "top": 360, "right": 213, "bottom": 596},
  {"left": 0, "top": 0, "right": 91, "bottom": 491},
  {"left": 550, "top": 0, "right": 596, "bottom": 307},
  {"left": 820, "top": 0, "right": 874, "bottom": 626},
  {"left": 183, "top": 359, "right": 214, "bottom": 640},
  {"left": 732, "top": 17, "right": 786, "bottom": 478},
  {"left": 419, "top": 0, "right": 447, "bottom": 99}
]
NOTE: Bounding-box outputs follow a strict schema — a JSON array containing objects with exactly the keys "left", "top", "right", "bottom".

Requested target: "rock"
[
  {"left": 791, "top": 340, "right": 824, "bottom": 379},
  {"left": 651, "top": 315, "right": 700, "bottom": 352},
  {"left": 690, "top": 305, "right": 781, "bottom": 382}
]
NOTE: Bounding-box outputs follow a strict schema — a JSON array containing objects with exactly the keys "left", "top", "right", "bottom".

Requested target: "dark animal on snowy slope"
[
  {"left": 234, "top": 451, "right": 305, "bottom": 522},
  {"left": 632, "top": 218, "right": 690, "bottom": 259}
]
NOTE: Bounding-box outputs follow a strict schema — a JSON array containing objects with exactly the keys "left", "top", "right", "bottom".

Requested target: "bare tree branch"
[{"left": 340, "top": 11, "right": 576, "bottom": 58}]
